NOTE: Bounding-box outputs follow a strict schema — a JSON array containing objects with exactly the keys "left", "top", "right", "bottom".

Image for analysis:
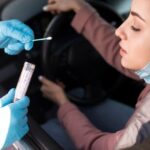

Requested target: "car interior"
[{"left": 0, "top": 0, "right": 146, "bottom": 149}]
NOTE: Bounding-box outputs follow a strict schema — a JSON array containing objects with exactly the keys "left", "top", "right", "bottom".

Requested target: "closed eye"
[{"left": 131, "top": 26, "right": 141, "bottom": 32}]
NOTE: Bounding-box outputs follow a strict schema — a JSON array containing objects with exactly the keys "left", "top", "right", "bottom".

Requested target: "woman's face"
[{"left": 115, "top": 0, "right": 150, "bottom": 70}]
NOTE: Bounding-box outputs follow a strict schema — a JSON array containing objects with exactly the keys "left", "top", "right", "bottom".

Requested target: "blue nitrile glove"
[
  {"left": 0, "top": 19, "right": 34, "bottom": 55},
  {"left": 0, "top": 89, "right": 30, "bottom": 149}
]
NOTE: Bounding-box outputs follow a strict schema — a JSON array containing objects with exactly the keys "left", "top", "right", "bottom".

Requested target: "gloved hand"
[
  {"left": 0, "top": 19, "right": 34, "bottom": 55},
  {"left": 0, "top": 89, "right": 30, "bottom": 149}
]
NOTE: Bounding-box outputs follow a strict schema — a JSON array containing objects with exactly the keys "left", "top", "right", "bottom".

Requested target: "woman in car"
[{"left": 39, "top": 0, "right": 150, "bottom": 149}]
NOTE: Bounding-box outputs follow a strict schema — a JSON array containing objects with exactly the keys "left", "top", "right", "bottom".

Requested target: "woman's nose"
[{"left": 115, "top": 25, "right": 127, "bottom": 40}]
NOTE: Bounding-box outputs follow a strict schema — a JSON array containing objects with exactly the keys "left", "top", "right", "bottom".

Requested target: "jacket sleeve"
[
  {"left": 58, "top": 102, "right": 123, "bottom": 150},
  {"left": 71, "top": 4, "right": 140, "bottom": 81},
  {"left": 116, "top": 91, "right": 150, "bottom": 149},
  {"left": 58, "top": 90, "right": 150, "bottom": 150}
]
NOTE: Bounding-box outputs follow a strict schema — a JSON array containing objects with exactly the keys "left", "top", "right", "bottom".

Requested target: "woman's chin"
[
  {"left": 121, "top": 60, "right": 140, "bottom": 71},
  {"left": 121, "top": 58, "right": 130, "bottom": 69},
  {"left": 121, "top": 58, "right": 148, "bottom": 71}
]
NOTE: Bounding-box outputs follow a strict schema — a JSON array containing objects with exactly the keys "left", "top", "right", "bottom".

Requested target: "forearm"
[{"left": 58, "top": 102, "right": 123, "bottom": 150}]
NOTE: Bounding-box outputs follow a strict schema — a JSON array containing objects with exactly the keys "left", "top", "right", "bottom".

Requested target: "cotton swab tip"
[
  {"left": 32, "top": 36, "right": 52, "bottom": 42},
  {"left": 46, "top": 36, "right": 52, "bottom": 40}
]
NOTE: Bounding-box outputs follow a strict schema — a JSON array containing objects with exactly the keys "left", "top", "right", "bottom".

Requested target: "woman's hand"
[
  {"left": 38, "top": 76, "right": 69, "bottom": 106},
  {"left": 43, "top": 0, "right": 87, "bottom": 14}
]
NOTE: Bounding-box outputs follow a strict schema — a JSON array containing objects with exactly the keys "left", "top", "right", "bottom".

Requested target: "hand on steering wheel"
[
  {"left": 43, "top": 0, "right": 87, "bottom": 14},
  {"left": 39, "top": 76, "right": 69, "bottom": 106},
  {"left": 42, "top": 1, "right": 123, "bottom": 105}
]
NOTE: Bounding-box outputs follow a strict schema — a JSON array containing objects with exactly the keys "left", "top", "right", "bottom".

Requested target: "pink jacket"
[{"left": 57, "top": 4, "right": 150, "bottom": 150}]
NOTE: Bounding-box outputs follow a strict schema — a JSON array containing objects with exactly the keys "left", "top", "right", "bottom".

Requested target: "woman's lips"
[{"left": 119, "top": 48, "right": 127, "bottom": 56}]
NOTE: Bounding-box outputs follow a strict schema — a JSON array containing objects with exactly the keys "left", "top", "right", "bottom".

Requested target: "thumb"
[
  {"left": 0, "top": 88, "right": 15, "bottom": 107},
  {"left": 43, "top": 4, "right": 59, "bottom": 12},
  {"left": 14, "top": 96, "right": 30, "bottom": 109}
]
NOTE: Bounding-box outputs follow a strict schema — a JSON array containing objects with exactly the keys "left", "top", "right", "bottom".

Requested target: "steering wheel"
[{"left": 42, "top": 1, "right": 123, "bottom": 105}]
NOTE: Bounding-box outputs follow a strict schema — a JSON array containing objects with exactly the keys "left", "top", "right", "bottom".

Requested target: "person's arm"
[
  {"left": 39, "top": 76, "right": 150, "bottom": 150},
  {"left": 0, "top": 89, "right": 30, "bottom": 149},
  {"left": 58, "top": 88, "right": 150, "bottom": 150},
  {"left": 43, "top": 0, "right": 139, "bottom": 80},
  {"left": 116, "top": 90, "right": 150, "bottom": 149},
  {"left": 39, "top": 76, "right": 123, "bottom": 150},
  {"left": 0, "top": 19, "right": 34, "bottom": 55},
  {"left": 58, "top": 102, "right": 123, "bottom": 150},
  {"left": 71, "top": 4, "right": 139, "bottom": 80},
  {"left": 57, "top": 95, "right": 150, "bottom": 150}
]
